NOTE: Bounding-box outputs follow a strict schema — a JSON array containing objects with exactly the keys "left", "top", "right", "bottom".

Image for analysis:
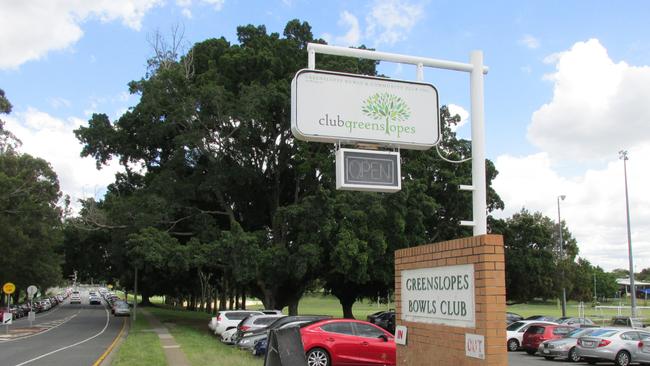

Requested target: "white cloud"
[
  {"left": 4, "top": 108, "right": 123, "bottom": 211},
  {"left": 366, "top": 0, "right": 423, "bottom": 46},
  {"left": 324, "top": 11, "right": 361, "bottom": 47},
  {"left": 493, "top": 148, "right": 650, "bottom": 271},
  {"left": 0, "top": 0, "right": 163, "bottom": 69},
  {"left": 200, "top": 0, "right": 224, "bottom": 11},
  {"left": 48, "top": 97, "right": 72, "bottom": 109},
  {"left": 181, "top": 8, "right": 193, "bottom": 18},
  {"left": 528, "top": 39, "right": 650, "bottom": 162},
  {"left": 447, "top": 104, "right": 469, "bottom": 132},
  {"left": 519, "top": 34, "right": 540, "bottom": 49}
]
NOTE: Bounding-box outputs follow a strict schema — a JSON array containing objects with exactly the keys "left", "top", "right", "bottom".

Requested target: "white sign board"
[
  {"left": 291, "top": 69, "right": 440, "bottom": 150},
  {"left": 395, "top": 325, "right": 408, "bottom": 345},
  {"left": 401, "top": 264, "right": 475, "bottom": 328},
  {"left": 465, "top": 333, "right": 485, "bottom": 359},
  {"left": 2, "top": 313, "right": 12, "bottom": 325},
  {"left": 27, "top": 285, "right": 37, "bottom": 298},
  {"left": 28, "top": 311, "right": 36, "bottom": 322}
]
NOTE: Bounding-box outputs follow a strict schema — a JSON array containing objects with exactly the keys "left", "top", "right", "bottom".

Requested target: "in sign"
[
  {"left": 395, "top": 325, "right": 407, "bottom": 345},
  {"left": 336, "top": 148, "right": 401, "bottom": 193}
]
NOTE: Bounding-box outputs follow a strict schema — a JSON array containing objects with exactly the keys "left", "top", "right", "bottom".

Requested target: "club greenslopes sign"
[
  {"left": 401, "top": 264, "right": 475, "bottom": 328},
  {"left": 291, "top": 69, "right": 440, "bottom": 150}
]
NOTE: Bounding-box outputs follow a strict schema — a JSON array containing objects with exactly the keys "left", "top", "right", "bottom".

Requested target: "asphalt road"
[
  {"left": 509, "top": 350, "right": 647, "bottom": 365},
  {"left": 0, "top": 291, "right": 125, "bottom": 366}
]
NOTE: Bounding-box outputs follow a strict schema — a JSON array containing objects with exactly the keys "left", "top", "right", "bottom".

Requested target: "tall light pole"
[
  {"left": 557, "top": 195, "right": 567, "bottom": 317},
  {"left": 619, "top": 150, "right": 636, "bottom": 318}
]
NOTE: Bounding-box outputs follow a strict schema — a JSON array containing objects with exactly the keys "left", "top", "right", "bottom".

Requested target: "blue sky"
[{"left": 2, "top": 0, "right": 650, "bottom": 271}]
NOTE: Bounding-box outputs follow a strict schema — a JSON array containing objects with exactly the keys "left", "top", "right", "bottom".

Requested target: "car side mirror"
[{"left": 379, "top": 334, "right": 388, "bottom": 342}]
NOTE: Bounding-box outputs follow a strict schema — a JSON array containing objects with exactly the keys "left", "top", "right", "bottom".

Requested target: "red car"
[
  {"left": 522, "top": 324, "right": 572, "bottom": 354},
  {"left": 300, "top": 318, "right": 395, "bottom": 366}
]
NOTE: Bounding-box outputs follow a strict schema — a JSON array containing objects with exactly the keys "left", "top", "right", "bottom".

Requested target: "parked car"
[
  {"left": 577, "top": 328, "right": 650, "bottom": 366},
  {"left": 507, "top": 312, "right": 523, "bottom": 324},
  {"left": 636, "top": 333, "right": 650, "bottom": 364},
  {"left": 610, "top": 316, "right": 645, "bottom": 329},
  {"left": 525, "top": 315, "right": 559, "bottom": 322},
  {"left": 209, "top": 310, "right": 264, "bottom": 336},
  {"left": 538, "top": 327, "right": 598, "bottom": 362},
  {"left": 113, "top": 301, "right": 131, "bottom": 316},
  {"left": 506, "top": 320, "right": 557, "bottom": 351},
  {"left": 253, "top": 337, "right": 268, "bottom": 356},
  {"left": 522, "top": 324, "right": 573, "bottom": 354},
  {"left": 221, "top": 327, "right": 238, "bottom": 344},
  {"left": 558, "top": 317, "right": 596, "bottom": 327},
  {"left": 300, "top": 318, "right": 396, "bottom": 366},
  {"left": 368, "top": 310, "right": 395, "bottom": 334},
  {"left": 237, "top": 315, "right": 330, "bottom": 351},
  {"left": 232, "top": 314, "right": 285, "bottom": 345}
]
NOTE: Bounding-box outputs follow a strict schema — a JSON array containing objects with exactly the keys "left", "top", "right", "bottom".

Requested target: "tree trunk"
[
  {"left": 228, "top": 293, "right": 234, "bottom": 310},
  {"left": 340, "top": 297, "right": 355, "bottom": 319},
  {"left": 219, "top": 290, "right": 227, "bottom": 310},
  {"left": 288, "top": 299, "right": 299, "bottom": 316},
  {"left": 140, "top": 289, "right": 153, "bottom": 306},
  {"left": 235, "top": 293, "right": 240, "bottom": 309},
  {"left": 241, "top": 291, "right": 246, "bottom": 310}
]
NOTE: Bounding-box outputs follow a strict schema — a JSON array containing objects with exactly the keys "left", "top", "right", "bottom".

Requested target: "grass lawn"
[{"left": 112, "top": 309, "right": 167, "bottom": 366}]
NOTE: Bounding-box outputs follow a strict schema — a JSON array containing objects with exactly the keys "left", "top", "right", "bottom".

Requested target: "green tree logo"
[{"left": 361, "top": 92, "right": 411, "bottom": 134}]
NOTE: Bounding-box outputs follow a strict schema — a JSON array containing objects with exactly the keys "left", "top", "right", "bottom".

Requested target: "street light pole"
[
  {"left": 557, "top": 195, "right": 567, "bottom": 317},
  {"left": 619, "top": 150, "right": 636, "bottom": 318}
]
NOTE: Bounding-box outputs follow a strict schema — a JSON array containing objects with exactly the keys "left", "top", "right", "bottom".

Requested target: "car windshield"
[
  {"left": 589, "top": 329, "right": 618, "bottom": 338},
  {"left": 507, "top": 321, "right": 526, "bottom": 331}
]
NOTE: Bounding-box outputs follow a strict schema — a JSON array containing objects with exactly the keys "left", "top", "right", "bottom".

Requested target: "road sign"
[
  {"left": 2, "top": 282, "right": 15, "bottom": 295},
  {"left": 336, "top": 148, "right": 401, "bottom": 192},
  {"left": 28, "top": 311, "right": 35, "bottom": 322},
  {"left": 291, "top": 69, "right": 440, "bottom": 150},
  {"left": 27, "top": 285, "right": 37, "bottom": 298},
  {"left": 2, "top": 313, "right": 12, "bottom": 325}
]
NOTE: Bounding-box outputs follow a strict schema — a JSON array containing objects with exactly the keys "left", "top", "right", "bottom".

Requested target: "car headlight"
[{"left": 240, "top": 339, "right": 250, "bottom": 345}]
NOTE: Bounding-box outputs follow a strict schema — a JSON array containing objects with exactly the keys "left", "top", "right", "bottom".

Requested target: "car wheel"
[
  {"left": 306, "top": 348, "right": 330, "bottom": 366},
  {"left": 525, "top": 349, "right": 536, "bottom": 355},
  {"left": 507, "top": 339, "right": 519, "bottom": 352},
  {"left": 568, "top": 347, "right": 581, "bottom": 362},
  {"left": 615, "top": 351, "right": 631, "bottom": 366}
]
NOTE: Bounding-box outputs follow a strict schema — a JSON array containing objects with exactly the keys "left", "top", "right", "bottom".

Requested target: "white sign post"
[{"left": 400, "top": 264, "right": 475, "bottom": 328}]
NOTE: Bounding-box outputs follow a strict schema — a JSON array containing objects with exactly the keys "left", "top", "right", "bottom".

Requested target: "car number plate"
[
  {"left": 543, "top": 349, "right": 550, "bottom": 354},
  {"left": 583, "top": 341, "right": 593, "bottom": 347}
]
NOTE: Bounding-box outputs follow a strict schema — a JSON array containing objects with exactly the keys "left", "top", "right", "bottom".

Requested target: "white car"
[
  {"left": 506, "top": 320, "right": 557, "bottom": 351},
  {"left": 221, "top": 327, "right": 238, "bottom": 344},
  {"left": 209, "top": 310, "right": 264, "bottom": 336}
]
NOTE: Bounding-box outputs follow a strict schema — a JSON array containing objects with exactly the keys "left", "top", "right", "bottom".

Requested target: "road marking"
[
  {"left": 91, "top": 317, "right": 126, "bottom": 366},
  {"left": 13, "top": 305, "right": 111, "bottom": 366},
  {"left": 0, "top": 311, "right": 81, "bottom": 343}
]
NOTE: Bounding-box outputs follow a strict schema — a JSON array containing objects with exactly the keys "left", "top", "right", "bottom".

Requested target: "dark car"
[
  {"left": 522, "top": 324, "right": 573, "bottom": 354},
  {"left": 253, "top": 337, "right": 268, "bottom": 356},
  {"left": 507, "top": 312, "right": 523, "bottom": 324},
  {"left": 525, "top": 315, "right": 558, "bottom": 323},
  {"left": 232, "top": 314, "right": 284, "bottom": 345},
  {"left": 237, "top": 315, "right": 331, "bottom": 350},
  {"left": 373, "top": 311, "right": 395, "bottom": 334}
]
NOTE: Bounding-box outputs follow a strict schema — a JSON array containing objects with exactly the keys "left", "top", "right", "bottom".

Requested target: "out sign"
[
  {"left": 465, "top": 333, "right": 484, "bottom": 359},
  {"left": 395, "top": 325, "right": 407, "bottom": 345}
]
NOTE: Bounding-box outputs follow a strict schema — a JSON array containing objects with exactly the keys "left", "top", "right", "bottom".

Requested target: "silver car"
[
  {"left": 538, "top": 327, "right": 597, "bottom": 362},
  {"left": 576, "top": 328, "right": 650, "bottom": 366},
  {"left": 636, "top": 333, "right": 650, "bottom": 364}
]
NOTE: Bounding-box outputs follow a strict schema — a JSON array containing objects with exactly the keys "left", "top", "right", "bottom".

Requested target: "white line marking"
[
  {"left": 1, "top": 311, "right": 81, "bottom": 343},
  {"left": 13, "top": 305, "right": 111, "bottom": 366}
]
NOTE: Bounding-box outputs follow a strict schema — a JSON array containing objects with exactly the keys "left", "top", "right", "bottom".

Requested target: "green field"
[{"left": 111, "top": 295, "right": 648, "bottom": 366}]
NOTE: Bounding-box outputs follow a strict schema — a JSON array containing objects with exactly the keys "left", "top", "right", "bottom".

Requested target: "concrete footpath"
[{"left": 140, "top": 309, "right": 191, "bottom": 366}]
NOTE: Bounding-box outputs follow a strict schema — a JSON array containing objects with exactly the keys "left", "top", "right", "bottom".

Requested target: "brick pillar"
[{"left": 394, "top": 234, "right": 507, "bottom": 366}]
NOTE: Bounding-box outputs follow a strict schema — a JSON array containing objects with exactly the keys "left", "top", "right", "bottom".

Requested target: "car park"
[
  {"left": 506, "top": 320, "right": 557, "bottom": 351},
  {"left": 538, "top": 327, "right": 598, "bottom": 361},
  {"left": 300, "top": 318, "right": 396, "bottom": 366},
  {"left": 609, "top": 316, "right": 645, "bottom": 329},
  {"left": 522, "top": 324, "right": 572, "bottom": 354},
  {"left": 209, "top": 310, "right": 264, "bottom": 336},
  {"left": 577, "top": 328, "right": 650, "bottom": 366}
]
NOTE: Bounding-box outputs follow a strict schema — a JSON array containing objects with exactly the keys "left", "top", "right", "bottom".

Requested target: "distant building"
[{"left": 616, "top": 278, "right": 650, "bottom": 298}]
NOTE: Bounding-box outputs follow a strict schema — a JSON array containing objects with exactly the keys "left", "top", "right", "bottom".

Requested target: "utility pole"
[
  {"left": 557, "top": 195, "right": 567, "bottom": 317},
  {"left": 619, "top": 150, "right": 636, "bottom": 318}
]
